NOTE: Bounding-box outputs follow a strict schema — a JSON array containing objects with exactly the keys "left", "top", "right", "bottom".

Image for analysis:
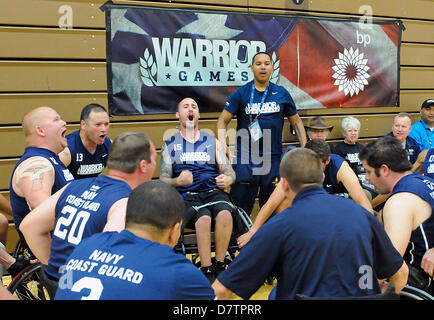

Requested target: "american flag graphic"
[{"left": 103, "top": 4, "right": 402, "bottom": 115}]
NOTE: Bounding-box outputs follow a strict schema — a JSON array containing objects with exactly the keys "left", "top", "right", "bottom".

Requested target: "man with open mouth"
[
  {"left": 59, "top": 103, "right": 111, "bottom": 179},
  {"left": 9, "top": 106, "right": 74, "bottom": 252}
]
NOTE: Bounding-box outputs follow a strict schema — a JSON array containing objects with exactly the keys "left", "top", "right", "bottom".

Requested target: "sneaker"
[
  {"left": 200, "top": 265, "right": 216, "bottom": 284},
  {"left": 214, "top": 260, "right": 227, "bottom": 277}
]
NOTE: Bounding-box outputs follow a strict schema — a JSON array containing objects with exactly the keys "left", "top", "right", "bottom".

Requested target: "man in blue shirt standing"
[
  {"left": 213, "top": 147, "right": 408, "bottom": 300},
  {"left": 408, "top": 99, "right": 434, "bottom": 151},
  {"left": 217, "top": 52, "right": 307, "bottom": 217},
  {"left": 55, "top": 180, "right": 215, "bottom": 300}
]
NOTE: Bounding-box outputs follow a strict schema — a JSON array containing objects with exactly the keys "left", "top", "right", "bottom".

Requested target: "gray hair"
[{"left": 341, "top": 116, "right": 361, "bottom": 131}]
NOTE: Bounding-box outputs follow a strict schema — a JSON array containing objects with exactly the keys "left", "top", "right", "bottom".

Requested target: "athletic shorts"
[{"left": 183, "top": 189, "right": 233, "bottom": 228}]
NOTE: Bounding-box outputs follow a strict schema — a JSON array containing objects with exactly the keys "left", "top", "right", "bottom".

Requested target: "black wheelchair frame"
[
  {"left": 174, "top": 200, "right": 252, "bottom": 267},
  {"left": 6, "top": 237, "right": 54, "bottom": 300}
]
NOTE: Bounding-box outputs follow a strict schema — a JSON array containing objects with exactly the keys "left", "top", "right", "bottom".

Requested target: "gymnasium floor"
[{"left": 1, "top": 266, "right": 276, "bottom": 300}]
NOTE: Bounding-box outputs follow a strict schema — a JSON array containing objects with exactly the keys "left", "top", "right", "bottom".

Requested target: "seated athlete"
[
  {"left": 20, "top": 132, "right": 156, "bottom": 297},
  {"left": 55, "top": 180, "right": 215, "bottom": 300},
  {"left": 10, "top": 106, "right": 74, "bottom": 234},
  {"left": 160, "top": 97, "right": 236, "bottom": 283},
  {"left": 213, "top": 147, "right": 408, "bottom": 300},
  {"left": 59, "top": 103, "right": 111, "bottom": 179},
  {"left": 360, "top": 136, "right": 434, "bottom": 295},
  {"left": 412, "top": 148, "right": 434, "bottom": 179},
  {"left": 237, "top": 139, "right": 373, "bottom": 248}
]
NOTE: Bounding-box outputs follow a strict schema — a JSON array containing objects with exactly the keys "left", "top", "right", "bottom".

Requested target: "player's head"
[
  {"left": 305, "top": 139, "right": 331, "bottom": 171},
  {"left": 80, "top": 104, "right": 110, "bottom": 146},
  {"left": 280, "top": 147, "right": 323, "bottom": 193},
  {"left": 22, "top": 106, "right": 68, "bottom": 153},
  {"left": 107, "top": 131, "right": 156, "bottom": 179},
  {"left": 176, "top": 97, "right": 200, "bottom": 129},
  {"left": 359, "top": 136, "right": 412, "bottom": 177},
  {"left": 125, "top": 180, "right": 185, "bottom": 247}
]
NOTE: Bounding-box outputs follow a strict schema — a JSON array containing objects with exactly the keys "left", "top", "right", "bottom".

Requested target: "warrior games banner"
[{"left": 101, "top": 2, "right": 403, "bottom": 115}]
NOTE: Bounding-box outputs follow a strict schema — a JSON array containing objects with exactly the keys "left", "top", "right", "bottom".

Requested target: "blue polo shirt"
[
  {"left": 409, "top": 119, "right": 434, "bottom": 151},
  {"left": 217, "top": 186, "right": 403, "bottom": 300}
]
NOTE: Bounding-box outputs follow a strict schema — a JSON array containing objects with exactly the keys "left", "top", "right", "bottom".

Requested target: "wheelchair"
[
  {"left": 174, "top": 200, "right": 252, "bottom": 268},
  {"left": 6, "top": 237, "right": 54, "bottom": 300},
  {"left": 295, "top": 284, "right": 400, "bottom": 300},
  {"left": 399, "top": 284, "right": 434, "bottom": 300}
]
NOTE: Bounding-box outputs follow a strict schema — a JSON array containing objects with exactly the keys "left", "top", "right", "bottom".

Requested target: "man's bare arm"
[
  {"left": 58, "top": 146, "right": 72, "bottom": 167},
  {"left": 215, "top": 139, "right": 235, "bottom": 190},
  {"left": 13, "top": 157, "right": 55, "bottom": 210},
  {"left": 19, "top": 185, "right": 66, "bottom": 264},
  {"left": 159, "top": 144, "right": 193, "bottom": 187},
  {"left": 288, "top": 114, "right": 307, "bottom": 147},
  {"left": 337, "top": 161, "right": 373, "bottom": 213}
]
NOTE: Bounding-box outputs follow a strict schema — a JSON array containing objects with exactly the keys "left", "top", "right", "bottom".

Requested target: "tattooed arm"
[
  {"left": 58, "top": 146, "right": 71, "bottom": 167},
  {"left": 159, "top": 143, "right": 193, "bottom": 187},
  {"left": 12, "top": 156, "right": 55, "bottom": 210},
  {"left": 215, "top": 139, "right": 236, "bottom": 190}
]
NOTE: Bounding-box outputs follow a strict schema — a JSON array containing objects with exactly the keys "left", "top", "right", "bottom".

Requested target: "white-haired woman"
[{"left": 334, "top": 116, "right": 376, "bottom": 200}]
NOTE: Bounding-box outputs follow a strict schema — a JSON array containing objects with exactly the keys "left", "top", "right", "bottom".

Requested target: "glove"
[{"left": 7, "top": 255, "right": 31, "bottom": 278}]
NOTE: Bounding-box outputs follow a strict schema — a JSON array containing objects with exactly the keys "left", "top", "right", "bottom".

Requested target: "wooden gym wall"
[{"left": 0, "top": 0, "right": 433, "bottom": 251}]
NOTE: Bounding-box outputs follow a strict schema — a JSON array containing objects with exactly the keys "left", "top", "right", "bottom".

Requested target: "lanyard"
[
  {"left": 422, "top": 120, "right": 433, "bottom": 148},
  {"left": 249, "top": 81, "right": 269, "bottom": 124}
]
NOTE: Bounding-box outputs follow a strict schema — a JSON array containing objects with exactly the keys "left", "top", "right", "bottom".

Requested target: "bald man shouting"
[{"left": 10, "top": 106, "right": 74, "bottom": 237}]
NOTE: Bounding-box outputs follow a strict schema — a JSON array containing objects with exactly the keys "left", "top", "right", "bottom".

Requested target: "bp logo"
[{"left": 332, "top": 47, "right": 370, "bottom": 97}]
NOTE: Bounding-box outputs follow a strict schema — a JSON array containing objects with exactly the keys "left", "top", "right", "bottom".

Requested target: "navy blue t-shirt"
[
  {"left": 324, "top": 153, "right": 347, "bottom": 194},
  {"left": 163, "top": 131, "right": 219, "bottom": 193},
  {"left": 391, "top": 173, "right": 434, "bottom": 270},
  {"left": 55, "top": 230, "right": 215, "bottom": 300},
  {"left": 46, "top": 175, "right": 132, "bottom": 280},
  {"left": 66, "top": 130, "right": 111, "bottom": 179},
  {"left": 218, "top": 186, "right": 403, "bottom": 300},
  {"left": 10, "top": 147, "right": 75, "bottom": 230},
  {"left": 386, "top": 132, "right": 420, "bottom": 164},
  {"left": 283, "top": 146, "right": 347, "bottom": 194},
  {"left": 423, "top": 148, "right": 434, "bottom": 179},
  {"left": 225, "top": 81, "right": 297, "bottom": 160}
]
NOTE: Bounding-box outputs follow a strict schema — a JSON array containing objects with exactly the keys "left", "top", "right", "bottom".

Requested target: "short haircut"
[
  {"left": 80, "top": 103, "right": 108, "bottom": 122},
  {"left": 305, "top": 139, "right": 330, "bottom": 163},
  {"left": 280, "top": 148, "right": 323, "bottom": 192},
  {"left": 126, "top": 180, "right": 184, "bottom": 230},
  {"left": 107, "top": 131, "right": 152, "bottom": 173},
  {"left": 394, "top": 112, "right": 411, "bottom": 123},
  {"left": 252, "top": 51, "right": 273, "bottom": 65},
  {"left": 359, "top": 136, "right": 412, "bottom": 176},
  {"left": 341, "top": 116, "right": 361, "bottom": 131}
]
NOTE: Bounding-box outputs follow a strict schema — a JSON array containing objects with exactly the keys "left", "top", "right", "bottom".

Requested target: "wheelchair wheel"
[
  {"left": 399, "top": 285, "right": 434, "bottom": 300},
  {"left": 7, "top": 263, "right": 51, "bottom": 300},
  {"left": 12, "top": 237, "right": 34, "bottom": 260}
]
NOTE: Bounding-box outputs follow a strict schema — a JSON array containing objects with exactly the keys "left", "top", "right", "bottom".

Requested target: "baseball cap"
[{"left": 421, "top": 99, "right": 434, "bottom": 109}]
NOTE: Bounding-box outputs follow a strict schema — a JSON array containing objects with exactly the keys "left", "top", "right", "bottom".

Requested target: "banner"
[{"left": 102, "top": 3, "right": 403, "bottom": 115}]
